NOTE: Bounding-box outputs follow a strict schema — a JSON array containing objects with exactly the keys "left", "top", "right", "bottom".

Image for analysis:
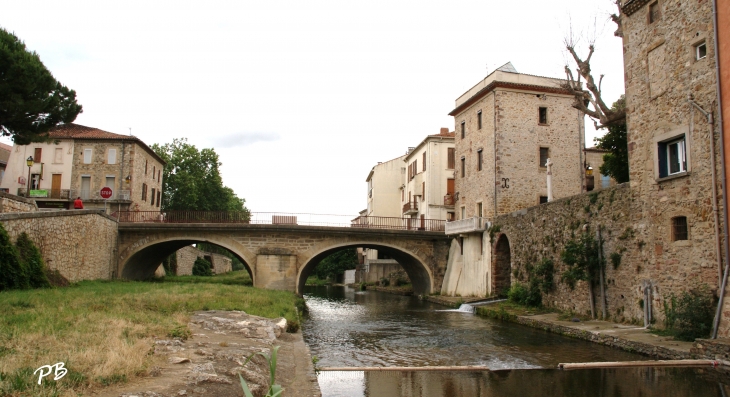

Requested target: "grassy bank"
[
  {"left": 475, "top": 301, "right": 554, "bottom": 320},
  {"left": 0, "top": 273, "right": 302, "bottom": 396}
]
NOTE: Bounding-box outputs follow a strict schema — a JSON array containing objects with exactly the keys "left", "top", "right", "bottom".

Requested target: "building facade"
[
  {"left": 441, "top": 62, "right": 586, "bottom": 297},
  {"left": 402, "top": 128, "right": 456, "bottom": 227},
  {"left": 0, "top": 123, "right": 165, "bottom": 212}
]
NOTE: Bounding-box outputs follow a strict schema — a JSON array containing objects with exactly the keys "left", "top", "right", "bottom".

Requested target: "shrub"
[
  {"left": 663, "top": 287, "right": 715, "bottom": 341},
  {"left": 0, "top": 224, "right": 28, "bottom": 290},
  {"left": 508, "top": 282, "right": 542, "bottom": 307},
  {"left": 192, "top": 258, "right": 213, "bottom": 277},
  {"left": 15, "top": 232, "right": 50, "bottom": 289}
]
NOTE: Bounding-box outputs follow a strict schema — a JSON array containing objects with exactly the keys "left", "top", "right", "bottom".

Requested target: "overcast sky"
[{"left": 2, "top": 0, "right": 624, "bottom": 216}]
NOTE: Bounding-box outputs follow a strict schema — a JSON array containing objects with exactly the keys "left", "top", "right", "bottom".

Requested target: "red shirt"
[{"left": 73, "top": 199, "right": 84, "bottom": 209}]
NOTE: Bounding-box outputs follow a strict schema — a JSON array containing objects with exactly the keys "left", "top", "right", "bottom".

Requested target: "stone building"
[
  {"left": 0, "top": 142, "right": 11, "bottom": 185},
  {"left": 402, "top": 128, "right": 456, "bottom": 226},
  {"left": 584, "top": 147, "right": 617, "bottom": 191},
  {"left": 441, "top": 62, "right": 585, "bottom": 297},
  {"left": 717, "top": 0, "right": 730, "bottom": 337},
  {"left": 0, "top": 123, "right": 165, "bottom": 212},
  {"left": 168, "top": 245, "right": 233, "bottom": 276}
]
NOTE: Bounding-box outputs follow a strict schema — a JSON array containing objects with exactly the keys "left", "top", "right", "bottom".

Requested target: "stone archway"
[
  {"left": 492, "top": 234, "right": 512, "bottom": 296},
  {"left": 120, "top": 238, "right": 254, "bottom": 283},
  {"left": 296, "top": 242, "right": 435, "bottom": 296}
]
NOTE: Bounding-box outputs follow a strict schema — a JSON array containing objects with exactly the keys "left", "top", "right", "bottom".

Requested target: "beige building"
[
  {"left": 402, "top": 128, "right": 455, "bottom": 228},
  {"left": 0, "top": 123, "right": 165, "bottom": 212},
  {"left": 442, "top": 62, "right": 585, "bottom": 297},
  {"left": 0, "top": 142, "right": 11, "bottom": 185},
  {"left": 583, "top": 147, "right": 617, "bottom": 191}
]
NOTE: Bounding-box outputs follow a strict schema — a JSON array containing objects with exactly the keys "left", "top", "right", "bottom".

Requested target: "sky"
[{"left": 1, "top": 0, "right": 625, "bottom": 216}]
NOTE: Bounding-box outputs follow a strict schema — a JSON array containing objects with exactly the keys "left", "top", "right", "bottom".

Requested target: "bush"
[
  {"left": 0, "top": 223, "right": 27, "bottom": 290},
  {"left": 663, "top": 287, "right": 715, "bottom": 341},
  {"left": 192, "top": 258, "right": 213, "bottom": 277},
  {"left": 16, "top": 232, "right": 50, "bottom": 289},
  {"left": 508, "top": 282, "right": 542, "bottom": 307}
]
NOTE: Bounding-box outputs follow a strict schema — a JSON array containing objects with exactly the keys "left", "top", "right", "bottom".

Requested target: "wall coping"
[
  {"left": 497, "top": 183, "right": 631, "bottom": 218},
  {"left": 0, "top": 209, "right": 118, "bottom": 223},
  {"left": 0, "top": 191, "right": 39, "bottom": 208}
]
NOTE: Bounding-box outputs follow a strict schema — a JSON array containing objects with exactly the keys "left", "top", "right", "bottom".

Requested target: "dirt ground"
[{"left": 90, "top": 311, "right": 321, "bottom": 397}]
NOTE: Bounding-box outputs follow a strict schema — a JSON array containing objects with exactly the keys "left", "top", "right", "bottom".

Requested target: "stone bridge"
[{"left": 117, "top": 223, "right": 451, "bottom": 295}]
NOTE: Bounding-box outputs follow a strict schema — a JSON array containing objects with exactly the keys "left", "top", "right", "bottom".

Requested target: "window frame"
[
  {"left": 477, "top": 149, "right": 483, "bottom": 171},
  {"left": 107, "top": 148, "right": 117, "bottom": 165},
  {"left": 538, "top": 107, "right": 548, "bottom": 125},
  {"left": 460, "top": 156, "right": 466, "bottom": 178},
  {"left": 477, "top": 110, "right": 482, "bottom": 130},
  {"left": 671, "top": 216, "right": 688, "bottom": 241},
  {"left": 447, "top": 148, "right": 455, "bottom": 169},
  {"left": 539, "top": 147, "right": 549, "bottom": 168},
  {"left": 654, "top": 129, "right": 691, "bottom": 181},
  {"left": 648, "top": 1, "right": 661, "bottom": 24},
  {"left": 695, "top": 41, "right": 707, "bottom": 60},
  {"left": 460, "top": 121, "right": 465, "bottom": 139},
  {"left": 83, "top": 148, "right": 92, "bottom": 164}
]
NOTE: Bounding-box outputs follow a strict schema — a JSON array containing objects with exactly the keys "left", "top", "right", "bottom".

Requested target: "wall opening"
[{"left": 492, "top": 234, "right": 512, "bottom": 296}]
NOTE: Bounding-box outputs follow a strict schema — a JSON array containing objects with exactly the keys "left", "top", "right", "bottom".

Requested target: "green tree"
[
  {"left": 151, "top": 138, "right": 249, "bottom": 213},
  {"left": 16, "top": 232, "right": 50, "bottom": 288},
  {"left": 0, "top": 223, "right": 26, "bottom": 290},
  {"left": 192, "top": 257, "right": 213, "bottom": 276},
  {"left": 594, "top": 97, "right": 629, "bottom": 183},
  {"left": 0, "top": 27, "right": 82, "bottom": 144},
  {"left": 314, "top": 249, "right": 357, "bottom": 280}
]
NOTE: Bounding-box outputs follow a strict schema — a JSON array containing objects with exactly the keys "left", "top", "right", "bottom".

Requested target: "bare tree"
[{"left": 562, "top": 1, "right": 625, "bottom": 129}]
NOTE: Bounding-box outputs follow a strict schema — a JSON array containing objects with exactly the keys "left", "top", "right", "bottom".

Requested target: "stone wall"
[
  {"left": 494, "top": 184, "right": 719, "bottom": 325},
  {"left": 174, "top": 245, "right": 203, "bottom": 276},
  {"left": 0, "top": 191, "right": 37, "bottom": 213},
  {"left": 210, "top": 252, "right": 232, "bottom": 274},
  {"left": 0, "top": 210, "right": 118, "bottom": 282}
]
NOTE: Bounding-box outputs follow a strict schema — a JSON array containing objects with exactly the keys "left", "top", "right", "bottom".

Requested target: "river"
[{"left": 302, "top": 286, "right": 728, "bottom": 396}]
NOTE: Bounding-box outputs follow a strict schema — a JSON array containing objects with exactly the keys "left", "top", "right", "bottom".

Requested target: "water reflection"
[
  {"left": 303, "top": 286, "right": 647, "bottom": 369},
  {"left": 317, "top": 368, "right": 728, "bottom": 397}
]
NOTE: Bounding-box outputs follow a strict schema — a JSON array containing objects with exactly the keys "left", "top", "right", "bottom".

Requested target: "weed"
[
  {"left": 618, "top": 227, "right": 635, "bottom": 240},
  {"left": 662, "top": 286, "right": 715, "bottom": 341},
  {"left": 169, "top": 325, "right": 192, "bottom": 340},
  {"left": 610, "top": 252, "right": 622, "bottom": 269},
  {"left": 239, "top": 346, "right": 283, "bottom": 397},
  {"left": 589, "top": 192, "right": 599, "bottom": 204}
]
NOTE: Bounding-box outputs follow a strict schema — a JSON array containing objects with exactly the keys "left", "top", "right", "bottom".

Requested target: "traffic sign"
[{"left": 100, "top": 187, "right": 113, "bottom": 199}]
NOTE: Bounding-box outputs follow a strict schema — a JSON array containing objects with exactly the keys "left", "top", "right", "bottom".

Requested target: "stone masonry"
[
  {"left": 0, "top": 210, "right": 118, "bottom": 282},
  {"left": 173, "top": 246, "right": 233, "bottom": 276},
  {"left": 0, "top": 191, "right": 37, "bottom": 213}
]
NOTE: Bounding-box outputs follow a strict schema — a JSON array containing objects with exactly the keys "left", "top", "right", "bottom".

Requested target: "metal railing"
[
  {"left": 444, "top": 194, "right": 454, "bottom": 206},
  {"left": 113, "top": 211, "right": 446, "bottom": 231},
  {"left": 402, "top": 201, "right": 418, "bottom": 214}
]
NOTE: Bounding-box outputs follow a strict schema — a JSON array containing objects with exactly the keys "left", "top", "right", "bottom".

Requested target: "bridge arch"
[
  {"left": 297, "top": 241, "right": 434, "bottom": 296},
  {"left": 120, "top": 236, "right": 256, "bottom": 283},
  {"left": 491, "top": 233, "right": 512, "bottom": 296}
]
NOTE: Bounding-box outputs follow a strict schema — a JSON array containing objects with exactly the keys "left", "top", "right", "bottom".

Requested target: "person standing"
[{"left": 73, "top": 197, "right": 83, "bottom": 209}]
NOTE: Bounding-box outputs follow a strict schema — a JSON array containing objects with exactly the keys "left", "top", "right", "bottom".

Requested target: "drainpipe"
[
  {"left": 493, "top": 92, "right": 498, "bottom": 218},
  {"left": 711, "top": 0, "right": 729, "bottom": 339}
]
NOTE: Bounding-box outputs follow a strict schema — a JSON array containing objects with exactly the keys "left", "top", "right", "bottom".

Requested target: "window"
[
  {"left": 461, "top": 157, "right": 466, "bottom": 178},
  {"left": 158, "top": 170, "right": 161, "bottom": 183},
  {"left": 447, "top": 148, "right": 455, "bottom": 169},
  {"left": 34, "top": 148, "right": 42, "bottom": 163},
  {"left": 83, "top": 149, "right": 92, "bottom": 164},
  {"left": 539, "top": 107, "right": 548, "bottom": 124},
  {"left": 422, "top": 152, "right": 426, "bottom": 171},
  {"left": 672, "top": 216, "right": 688, "bottom": 241},
  {"left": 151, "top": 188, "right": 155, "bottom": 205},
  {"left": 658, "top": 137, "right": 687, "bottom": 177},
  {"left": 402, "top": 189, "right": 404, "bottom": 201},
  {"left": 422, "top": 182, "right": 425, "bottom": 201},
  {"left": 459, "top": 237, "right": 464, "bottom": 255},
  {"left": 145, "top": 160, "right": 148, "bottom": 175},
  {"left": 108, "top": 149, "right": 117, "bottom": 164},
  {"left": 540, "top": 196, "right": 548, "bottom": 204},
  {"left": 54, "top": 148, "right": 63, "bottom": 164},
  {"left": 696, "top": 41, "right": 707, "bottom": 60},
  {"left": 539, "top": 147, "right": 549, "bottom": 167},
  {"left": 461, "top": 121, "right": 465, "bottom": 139},
  {"left": 105, "top": 176, "right": 115, "bottom": 198},
  {"left": 156, "top": 191, "right": 161, "bottom": 207},
  {"left": 649, "top": 1, "right": 661, "bottom": 24},
  {"left": 477, "top": 149, "right": 483, "bottom": 171},
  {"left": 460, "top": 206, "right": 465, "bottom": 220},
  {"left": 477, "top": 202, "right": 482, "bottom": 217},
  {"left": 153, "top": 165, "right": 156, "bottom": 178},
  {"left": 81, "top": 176, "right": 91, "bottom": 199},
  {"left": 477, "top": 111, "right": 482, "bottom": 129},
  {"left": 142, "top": 183, "right": 147, "bottom": 201}
]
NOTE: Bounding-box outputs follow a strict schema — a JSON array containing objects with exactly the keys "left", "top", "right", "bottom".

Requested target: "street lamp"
[{"left": 26, "top": 156, "right": 34, "bottom": 196}]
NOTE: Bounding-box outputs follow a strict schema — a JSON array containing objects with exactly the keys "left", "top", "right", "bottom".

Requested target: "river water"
[{"left": 302, "top": 286, "right": 729, "bottom": 396}]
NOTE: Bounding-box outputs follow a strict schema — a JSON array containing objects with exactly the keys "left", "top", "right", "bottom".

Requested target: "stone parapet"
[{"left": 0, "top": 191, "right": 38, "bottom": 213}]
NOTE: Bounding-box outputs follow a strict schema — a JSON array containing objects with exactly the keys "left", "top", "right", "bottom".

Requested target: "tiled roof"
[
  {"left": 621, "top": 0, "right": 651, "bottom": 16},
  {"left": 47, "top": 123, "right": 166, "bottom": 165}
]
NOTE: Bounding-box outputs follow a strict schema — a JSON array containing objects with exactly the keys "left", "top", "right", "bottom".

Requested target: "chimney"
[{"left": 440, "top": 127, "right": 449, "bottom": 135}]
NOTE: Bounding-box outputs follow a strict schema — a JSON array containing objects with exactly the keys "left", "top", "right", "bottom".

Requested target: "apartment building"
[
  {"left": 442, "top": 62, "right": 585, "bottom": 297},
  {"left": 0, "top": 123, "right": 165, "bottom": 212}
]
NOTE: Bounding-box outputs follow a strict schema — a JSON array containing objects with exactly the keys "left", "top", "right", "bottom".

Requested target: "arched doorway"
[
  {"left": 492, "top": 234, "right": 512, "bottom": 296},
  {"left": 297, "top": 243, "right": 433, "bottom": 296},
  {"left": 121, "top": 239, "right": 253, "bottom": 283}
]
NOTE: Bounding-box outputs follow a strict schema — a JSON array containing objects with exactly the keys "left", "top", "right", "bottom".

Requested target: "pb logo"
[{"left": 33, "top": 362, "right": 67, "bottom": 385}]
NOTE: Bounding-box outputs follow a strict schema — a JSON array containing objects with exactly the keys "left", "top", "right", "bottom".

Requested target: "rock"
[
  {"left": 571, "top": 318, "right": 580, "bottom": 322},
  {"left": 168, "top": 357, "right": 191, "bottom": 364}
]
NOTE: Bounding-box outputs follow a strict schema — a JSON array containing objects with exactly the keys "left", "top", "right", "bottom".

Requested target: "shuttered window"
[
  {"left": 108, "top": 149, "right": 117, "bottom": 164},
  {"left": 34, "top": 148, "right": 42, "bottom": 163},
  {"left": 447, "top": 148, "right": 455, "bottom": 169},
  {"left": 156, "top": 191, "right": 161, "bottom": 207},
  {"left": 151, "top": 188, "right": 155, "bottom": 204},
  {"left": 142, "top": 183, "right": 147, "bottom": 201},
  {"left": 83, "top": 149, "right": 92, "bottom": 164},
  {"left": 422, "top": 152, "right": 426, "bottom": 171}
]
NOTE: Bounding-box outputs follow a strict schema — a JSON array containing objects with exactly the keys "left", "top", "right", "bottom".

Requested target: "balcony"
[
  {"left": 402, "top": 200, "right": 418, "bottom": 215},
  {"left": 444, "top": 217, "right": 490, "bottom": 235},
  {"left": 444, "top": 194, "right": 454, "bottom": 207}
]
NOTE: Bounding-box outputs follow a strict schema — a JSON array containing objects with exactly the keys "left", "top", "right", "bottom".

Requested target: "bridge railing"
[{"left": 112, "top": 211, "right": 446, "bottom": 232}]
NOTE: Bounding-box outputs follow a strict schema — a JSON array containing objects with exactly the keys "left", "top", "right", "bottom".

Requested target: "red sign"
[{"left": 100, "top": 187, "right": 113, "bottom": 199}]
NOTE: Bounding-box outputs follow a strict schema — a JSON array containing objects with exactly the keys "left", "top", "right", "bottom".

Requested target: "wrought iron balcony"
[
  {"left": 444, "top": 194, "right": 454, "bottom": 206},
  {"left": 402, "top": 200, "right": 418, "bottom": 215}
]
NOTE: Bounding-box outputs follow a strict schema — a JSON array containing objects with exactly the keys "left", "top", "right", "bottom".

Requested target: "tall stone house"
[
  {"left": 0, "top": 123, "right": 165, "bottom": 212},
  {"left": 441, "top": 62, "right": 586, "bottom": 297},
  {"left": 402, "top": 128, "right": 456, "bottom": 227}
]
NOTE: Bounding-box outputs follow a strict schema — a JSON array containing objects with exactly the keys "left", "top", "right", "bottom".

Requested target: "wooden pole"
[{"left": 558, "top": 360, "right": 721, "bottom": 370}]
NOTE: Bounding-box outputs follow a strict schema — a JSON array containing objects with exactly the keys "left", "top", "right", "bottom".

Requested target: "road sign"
[{"left": 100, "top": 187, "right": 113, "bottom": 199}]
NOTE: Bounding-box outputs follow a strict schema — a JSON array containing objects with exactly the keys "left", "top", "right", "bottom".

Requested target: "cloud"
[{"left": 213, "top": 132, "right": 281, "bottom": 147}]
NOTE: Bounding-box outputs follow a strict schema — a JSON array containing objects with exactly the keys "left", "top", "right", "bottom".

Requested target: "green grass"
[
  {"left": 305, "top": 276, "right": 330, "bottom": 286},
  {"left": 162, "top": 269, "right": 253, "bottom": 286},
  {"left": 0, "top": 274, "right": 302, "bottom": 396}
]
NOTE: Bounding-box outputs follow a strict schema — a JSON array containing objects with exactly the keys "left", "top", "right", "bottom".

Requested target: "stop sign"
[{"left": 100, "top": 187, "right": 113, "bottom": 199}]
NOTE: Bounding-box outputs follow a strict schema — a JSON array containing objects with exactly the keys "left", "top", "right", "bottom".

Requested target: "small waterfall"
[{"left": 455, "top": 304, "right": 475, "bottom": 313}]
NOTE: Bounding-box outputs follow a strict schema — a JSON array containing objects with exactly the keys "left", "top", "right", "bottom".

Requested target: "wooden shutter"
[
  {"left": 447, "top": 148, "right": 455, "bottom": 169},
  {"left": 34, "top": 148, "right": 42, "bottom": 162},
  {"left": 422, "top": 152, "right": 426, "bottom": 171}
]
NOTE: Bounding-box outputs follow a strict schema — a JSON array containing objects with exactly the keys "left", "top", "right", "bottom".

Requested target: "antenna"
[{"left": 129, "top": 127, "right": 132, "bottom": 136}]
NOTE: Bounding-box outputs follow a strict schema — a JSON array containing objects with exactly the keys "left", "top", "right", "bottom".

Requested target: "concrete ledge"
[{"left": 0, "top": 209, "right": 118, "bottom": 223}]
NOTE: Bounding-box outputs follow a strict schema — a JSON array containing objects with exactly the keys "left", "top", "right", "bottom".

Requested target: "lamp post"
[{"left": 26, "top": 156, "right": 34, "bottom": 196}]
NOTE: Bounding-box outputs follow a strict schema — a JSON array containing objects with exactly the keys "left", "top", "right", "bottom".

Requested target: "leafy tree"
[
  {"left": 192, "top": 257, "right": 213, "bottom": 277},
  {"left": 0, "top": 223, "right": 26, "bottom": 290},
  {"left": 594, "top": 97, "right": 629, "bottom": 183},
  {"left": 0, "top": 27, "right": 82, "bottom": 144},
  {"left": 560, "top": 232, "right": 601, "bottom": 290},
  {"left": 151, "top": 138, "right": 249, "bottom": 213},
  {"left": 314, "top": 249, "right": 357, "bottom": 280},
  {"left": 16, "top": 232, "right": 50, "bottom": 288}
]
